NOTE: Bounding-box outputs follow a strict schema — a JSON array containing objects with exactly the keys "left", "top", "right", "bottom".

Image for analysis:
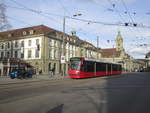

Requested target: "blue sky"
[{"left": 3, "top": 0, "right": 150, "bottom": 59}]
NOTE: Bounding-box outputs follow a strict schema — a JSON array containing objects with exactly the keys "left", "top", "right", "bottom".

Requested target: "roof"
[
  {"left": 0, "top": 25, "right": 71, "bottom": 41},
  {"left": 80, "top": 39, "right": 96, "bottom": 48},
  {"left": 101, "top": 48, "right": 121, "bottom": 58},
  {"left": 0, "top": 25, "right": 98, "bottom": 49}
]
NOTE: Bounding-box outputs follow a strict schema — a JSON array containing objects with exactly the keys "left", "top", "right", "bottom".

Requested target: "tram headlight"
[{"left": 75, "top": 71, "right": 80, "bottom": 75}]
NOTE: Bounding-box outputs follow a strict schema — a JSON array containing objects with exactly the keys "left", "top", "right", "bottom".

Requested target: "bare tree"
[{"left": 0, "top": 0, "right": 11, "bottom": 31}]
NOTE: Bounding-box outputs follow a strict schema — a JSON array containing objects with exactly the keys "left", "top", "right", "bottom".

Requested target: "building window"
[
  {"left": 54, "top": 41, "right": 56, "bottom": 47},
  {"left": 8, "top": 33, "right": 12, "bottom": 37},
  {"left": 28, "top": 40, "right": 32, "bottom": 46},
  {"left": 7, "top": 42, "right": 10, "bottom": 49},
  {"left": 49, "top": 39, "right": 52, "bottom": 47},
  {"left": 49, "top": 48, "right": 52, "bottom": 59},
  {"left": 21, "top": 53, "right": 24, "bottom": 58},
  {"left": 1, "top": 44, "right": 4, "bottom": 49},
  {"left": 1, "top": 52, "right": 4, "bottom": 58},
  {"left": 28, "top": 50, "right": 32, "bottom": 58},
  {"left": 36, "top": 39, "right": 39, "bottom": 45},
  {"left": 15, "top": 41, "right": 18, "bottom": 48},
  {"left": 35, "top": 49, "right": 39, "bottom": 58},
  {"left": 54, "top": 50, "right": 56, "bottom": 58},
  {"left": 29, "top": 30, "right": 34, "bottom": 35},
  {"left": 14, "top": 51, "right": 18, "bottom": 58},
  {"left": 21, "top": 41, "right": 24, "bottom": 47},
  {"left": 23, "top": 31, "right": 27, "bottom": 35},
  {"left": 7, "top": 51, "right": 10, "bottom": 58}
]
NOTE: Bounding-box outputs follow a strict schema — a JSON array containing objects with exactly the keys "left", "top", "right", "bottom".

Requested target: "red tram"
[{"left": 68, "top": 57, "right": 122, "bottom": 78}]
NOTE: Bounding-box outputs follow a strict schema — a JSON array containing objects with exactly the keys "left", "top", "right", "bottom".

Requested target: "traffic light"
[
  {"left": 125, "top": 23, "right": 129, "bottom": 26},
  {"left": 124, "top": 23, "right": 137, "bottom": 27},
  {"left": 133, "top": 23, "right": 137, "bottom": 27}
]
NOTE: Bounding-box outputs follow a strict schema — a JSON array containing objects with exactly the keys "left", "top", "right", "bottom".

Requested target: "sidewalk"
[{"left": 0, "top": 74, "right": 69, "bottom": 85}]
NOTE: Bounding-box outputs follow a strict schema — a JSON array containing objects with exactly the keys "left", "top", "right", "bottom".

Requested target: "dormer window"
[
  {"left": 23, "top": 31, "right": 27, "bottom": 35},
  {"left": 8, "top": 33, "right": 12, "bottom": 37},
  {"left": 29, "top": 30, "right": 34, "bottom": 35}
]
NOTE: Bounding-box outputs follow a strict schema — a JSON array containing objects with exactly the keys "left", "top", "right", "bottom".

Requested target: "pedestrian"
[{"left": 39, "top": 70, "right": 42, "bottom": 74}]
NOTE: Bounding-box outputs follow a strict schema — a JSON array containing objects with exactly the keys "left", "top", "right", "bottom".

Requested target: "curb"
[{"left": 0, "top": 75, "right": 69, "bottom": 85}]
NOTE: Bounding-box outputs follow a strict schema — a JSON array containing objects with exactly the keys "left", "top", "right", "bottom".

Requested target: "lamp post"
[
  {"left": 97, "top": 36, "right": 99, "bottom": 59},
  {"left": 61, "top": 13, "right": 82, "bottom": 76}
]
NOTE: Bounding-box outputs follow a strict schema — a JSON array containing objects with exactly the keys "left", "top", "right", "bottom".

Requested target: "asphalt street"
[{"left": 0, "top": 72, "right": 150, "bottom": 113}]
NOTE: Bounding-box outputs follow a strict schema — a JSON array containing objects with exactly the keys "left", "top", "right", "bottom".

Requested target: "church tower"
[{"left": 116, "top": 31, "right": 124, "bottom": 51}]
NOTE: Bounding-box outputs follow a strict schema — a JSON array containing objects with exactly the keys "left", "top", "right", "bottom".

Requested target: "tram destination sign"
[{"left": 70, "top": 57, "right": 81, "bottom": 61}]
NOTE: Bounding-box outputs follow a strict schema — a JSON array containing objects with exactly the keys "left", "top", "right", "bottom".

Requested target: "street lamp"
[{"left": 61, "top": 13, "right": 82, "bottom": 76}]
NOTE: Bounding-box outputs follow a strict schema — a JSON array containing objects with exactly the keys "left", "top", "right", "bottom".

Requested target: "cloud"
[{"left": 126, "top": 47, "right": 150, "bottom": 58}]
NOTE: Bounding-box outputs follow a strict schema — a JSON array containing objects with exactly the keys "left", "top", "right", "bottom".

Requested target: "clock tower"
[{"left": 116, "top": 31, "right": 124, "bottom": 52}]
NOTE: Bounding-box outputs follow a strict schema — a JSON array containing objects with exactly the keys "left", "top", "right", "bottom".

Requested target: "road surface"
[{"left": 0, "top": 72, "right": 150, "bottom": 113}]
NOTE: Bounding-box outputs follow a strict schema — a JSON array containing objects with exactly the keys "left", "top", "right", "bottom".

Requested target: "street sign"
[{"left": 61, "top": 56, "right": 65, "bottom": 64}]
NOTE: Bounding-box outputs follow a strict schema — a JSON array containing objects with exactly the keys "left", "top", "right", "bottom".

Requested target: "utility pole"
[
  {"left": 0, "top": 1, "right": 11, "bottom": 31},
  {"left": 61, "top": 13, "right": 82, "bottom": 76},
  {"left": 97, "top": 36, "right": 99, "bottom": 59},
  {"left": 113, "top": 44, "right": 115, "bottom": 62},
  {"left": 61, "top": 16, "right": 66, "bottom": 76}
]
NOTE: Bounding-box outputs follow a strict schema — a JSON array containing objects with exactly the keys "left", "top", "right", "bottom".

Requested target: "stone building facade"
[
  {"left": 0, "top": 25, "right": 100, "bottom": 76},
  {"left": 100, "top": 31, "right": 144, "bottom": 72},
  {"left": 145, "top": 52, "right": 150, "bottom": 68},
  {"left": 0, "top": 25, "right": 145, "bottom": 76}
]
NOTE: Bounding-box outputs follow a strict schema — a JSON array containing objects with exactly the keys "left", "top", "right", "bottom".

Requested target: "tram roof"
[{"left": 70, "top": 57, "right": 121, "bottom": 65}]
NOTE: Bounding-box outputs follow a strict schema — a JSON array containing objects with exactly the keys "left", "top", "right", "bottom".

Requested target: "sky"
[{"left": 2, "top": 0, "right": 150, "bottom": 59}]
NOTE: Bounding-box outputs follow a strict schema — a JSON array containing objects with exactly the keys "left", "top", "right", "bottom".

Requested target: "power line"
[
  {"left": 106, "top": 0, "right": 144, "bottom": 50},
  {"left": 6, "top": 1, "right": 67, "bottom": 28},
  {"left": 57, "top": 0, "right": 71, "bottom": 16},
  {"left": 7, "top": 16, "right": 32, "bottom": 26},
  {"left": 119, "top": 0, "right": 144, "bottom": 42},
  {"left": 7, "top": 5, "right": 150, "bottom": 30},
  {"left": 107, "top": 0, "right": 126, "bottom": 22},
  {"left": 120, "top": 0, "right": 134, "bottom": 23},
  {"left": 7, "top": 0, "right": 150, "bottom": 29}
]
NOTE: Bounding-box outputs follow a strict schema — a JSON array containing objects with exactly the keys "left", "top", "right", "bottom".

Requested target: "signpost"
[{"left": 61, "top": 56, "right": 65, "bottom": 64}]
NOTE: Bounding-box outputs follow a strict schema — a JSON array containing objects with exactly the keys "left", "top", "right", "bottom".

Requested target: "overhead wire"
[
  {"left": 7, "top": 16, "right": 32, "bottom": 26},
  {"left": 6, "top": 0, "right": 78, "bottom": 33},
  {"left": 57, "top": 0, "right": 71, "bottom": 16},
  {"left": 106, "top": 0, "right": 136, "bottom": 41},
  {"left": 119, "top": 0, "right": 145, "bottom": 47},
  {"left": 107, "top": 0, "right": 126, "bottom": 22},
  {"left": 106, "top": 0, "right": 143, "bottom": 54},
  {"left": 7, "top": 0, "right": 150, "bottom": 29}
]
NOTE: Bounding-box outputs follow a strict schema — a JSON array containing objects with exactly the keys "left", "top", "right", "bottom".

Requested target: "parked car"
[
  {"left": 139, "top": 68, "right": 144, "bottom": 72},
  {"left": 9, "top": 69, "right": 33, "bottom": 79}
]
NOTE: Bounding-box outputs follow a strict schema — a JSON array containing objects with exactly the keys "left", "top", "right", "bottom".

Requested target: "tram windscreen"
[{"left": 70, "top": 58, "right": 81, "bottom": 70}]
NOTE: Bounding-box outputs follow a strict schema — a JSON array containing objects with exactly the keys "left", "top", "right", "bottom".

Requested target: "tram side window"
[
  {"left": 83, "top": 61, "right": 95, "bottom": 72},
  {"left": 112, "top": 64, "right": 117, "bottom": 71},
  {"left": 108, "top": 64, "right": 111, "bottom": 71},
  {"left": 96, "top": 62, "right": 106, "bottom": 72},
  {"left": 118, "top": 65, "right": 122, "bottom": 71},
  {"left": 112, "top": 64, "right": 122, "bottom": 71}
]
